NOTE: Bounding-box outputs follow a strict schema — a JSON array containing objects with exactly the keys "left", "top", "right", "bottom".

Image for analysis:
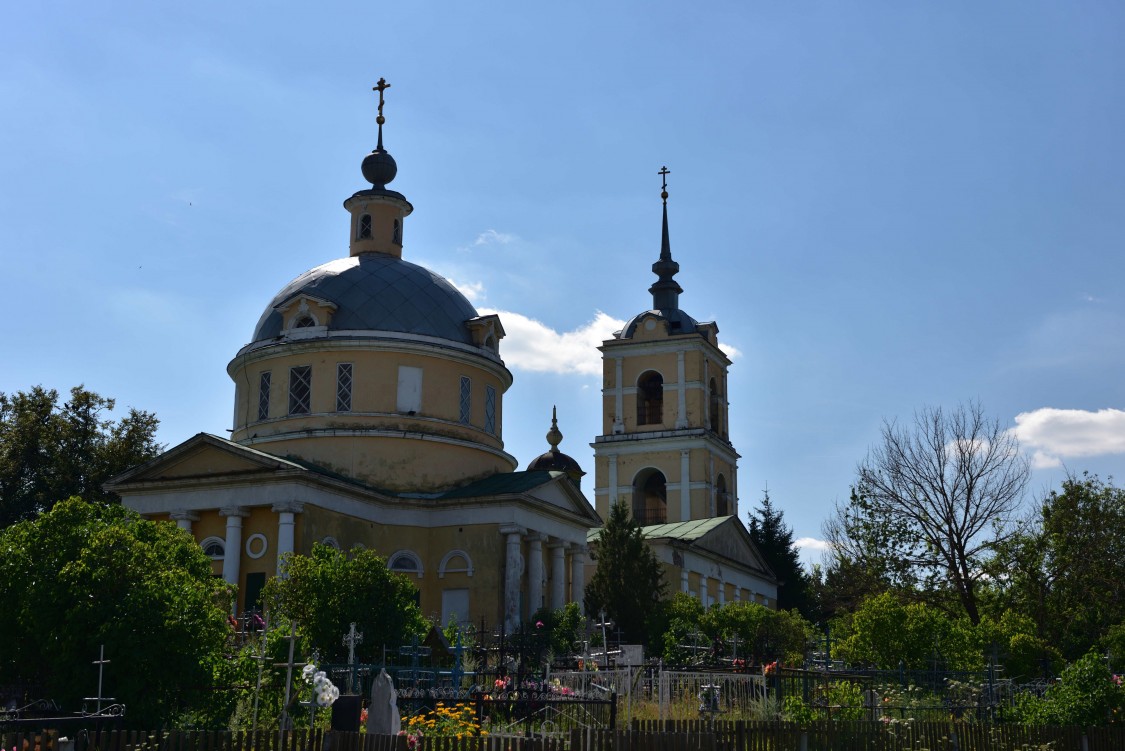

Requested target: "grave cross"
[
  {"left": 342, "top": 622, "right": 364, "bottom": 692},
  {"left": 83, "top": 644, "right": 115, "bottom": 715},
  {"left": 595, "top": 611, "right": 614, "bottom": 670},
  {"left": 399, "top": 635, "right": 431, "bottom": 687}
]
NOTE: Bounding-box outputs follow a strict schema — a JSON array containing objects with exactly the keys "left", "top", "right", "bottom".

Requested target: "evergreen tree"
[
  {"left": 585, "top": 501, "right": 667, "bottom": 645},
  {"left": 748, "top": 489, "right": 815, "bottom": 618}
]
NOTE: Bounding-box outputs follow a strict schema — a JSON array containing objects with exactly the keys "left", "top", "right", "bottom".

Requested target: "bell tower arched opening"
[
  {"left": 632, "top": 468, "right": 668, "bottom": 525},
  {"left": 716, "top": 474, "right": 729, "bottom": 517},
  {"left": 637, "top": 371, "right": 664, "bottom": 426},
  {"left": 709, "top": 377, "right": 721, "bottom": 434}
]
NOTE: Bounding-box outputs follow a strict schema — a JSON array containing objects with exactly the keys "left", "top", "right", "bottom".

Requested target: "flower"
[
  {"left": 536, "top": 620, "right": 544, "bottom": 628},
  {"left": 302, "top": 664, "right": 317, "bottom": 681}
]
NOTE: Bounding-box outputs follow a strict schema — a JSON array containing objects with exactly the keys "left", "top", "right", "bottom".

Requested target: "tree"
[
  {"left": 748, "top": 489, "right": 815, "bottom": 618},
  {"left": 585, "top": 501, "right": 668, "bottom": 645},
  {"left": 849, "top": 402, "right": 1030, "bottom": 624},
  {"left": 263, "top": 543, "right": 427, "bottom": 663},
  {"left": 0, "top": 385, "right": 162, "bottom": 526},
  {"left": 991, "top": 472, "right": 1125, "bottom": 660},
  {"left": 0, "top": 498, "right": 232, "bottom": 726}
]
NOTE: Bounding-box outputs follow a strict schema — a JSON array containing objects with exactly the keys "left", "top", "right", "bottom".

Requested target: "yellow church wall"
[
  {"left": 251, "top": 434, "right": 511, "bottom": 492},
  {"left": 193, "top": 510, "right": 227, "bottom": 577},
  {"left": 298, "top": 506, "right": 505, "bottom": 626}
]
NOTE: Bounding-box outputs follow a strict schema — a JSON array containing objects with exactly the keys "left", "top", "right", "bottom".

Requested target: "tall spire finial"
[
  {"left": 546, "top": 405, "right": 563, "bottom": 452},
  {"left": 649, "top": 164, "right": 682, "bottom": 310},
  {"left": 373, "top": 78, "right": 391, "bottom": 151}
]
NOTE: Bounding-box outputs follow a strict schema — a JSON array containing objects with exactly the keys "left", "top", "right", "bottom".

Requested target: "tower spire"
[
  {"left": 649, "top": 165, "right": 682, "bottom": 311},
  {"left": 373, "top": 78, "right": 391, "bottom": 152},
  {"left": 361, "top": 78, "right": 399, "bottom": 189}
]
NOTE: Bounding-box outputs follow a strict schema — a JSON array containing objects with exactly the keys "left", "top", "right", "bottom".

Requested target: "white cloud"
[
  {"left": 481, "top": 308, "right": 625, "bottom": 376},
  {"left": 473, "top": 229, "right": 516, "bottom": 247},
  {"left": 1011, "top": 407, "right": 1125, "bottom": 469},
  {"left": 794, "top": 537, "right": 831, "bottom": 553},
  {"left": 719, "top": 342, "right": 742, "bottom": 360},
  {"left": 450, "top": 279, "right": 485, "bottom": 302}
]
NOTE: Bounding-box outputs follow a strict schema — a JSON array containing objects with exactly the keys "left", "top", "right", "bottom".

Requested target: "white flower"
[
  {"left": 313, "top": 671, "right": 328, "bottom": 688},
  {"left": 302, "top": 664, "right": 317, "bottom": 682}
]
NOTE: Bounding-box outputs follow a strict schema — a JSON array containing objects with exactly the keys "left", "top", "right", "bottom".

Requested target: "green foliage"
[
  {"left": 0, "top": 385, "right": 162, "bottom": 526},
  {"left": 0, "top": 498, "right": 231, "bottom": 726},
  {"left": 585, "top": 501, "right": 668, "bottom": 645},
  {"left": 660, "top": 594, "right": 814, "bottom": 665},
  {"left": 529, "top": 602, "right": 584, "bottom": 658},
  {"left": 264, "top": 543, "right": 427, "bottom": 663},
  {"left": 748, "top": 489, "right": 816, "bottom": 619},
  {"left": 835, "top": 592, "right": 982, "bottom": 671},
  {"left": 1012, "top": 651, "right": 1125, "bottom": 727},
  {"left": 992, "top": 472, "right": 1125, "bottom": 661}
]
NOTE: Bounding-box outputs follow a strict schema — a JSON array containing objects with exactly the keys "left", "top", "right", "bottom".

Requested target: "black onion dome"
[
  {"left": 528, "top": 449, "right": 584, "bottom": 474},
  {"left": 252, "top": 254, "right": 479, "bottom": 345}
]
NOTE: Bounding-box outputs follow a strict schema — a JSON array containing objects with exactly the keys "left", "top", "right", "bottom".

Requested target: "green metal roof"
[
  {"left": 587, "top": 515, "right": 731, "bottom": 543},
  {"left": 436, "top": 470, "right": 557, "bottom": 499}
]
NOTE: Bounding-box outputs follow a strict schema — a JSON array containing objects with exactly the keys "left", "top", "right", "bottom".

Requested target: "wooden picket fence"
[{"left": 5, "top": 724, "right": 1125, "bottom": 751}]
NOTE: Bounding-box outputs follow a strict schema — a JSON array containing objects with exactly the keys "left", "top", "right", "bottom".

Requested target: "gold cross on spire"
[
  {"left": 373, "top": 78, "right": 391, "bottom": 150},
  {"left": 659, "top": 166, "right": 670, "bottom": 204}
]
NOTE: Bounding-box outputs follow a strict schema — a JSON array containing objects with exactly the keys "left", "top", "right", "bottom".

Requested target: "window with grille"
[
  {"left": 336, "top": 363, "right": 353, "bottom": 412},
  {"left": 258, "top": 372, "right": 271, "bottom": 421},
  {"left": 289, "top": 366, "right": 312, "bottom": 415},
  {"left": 358, "top": 214, "right": 371, "bottom": 239},
  {"left": 459, "top": 376, "right": 471, "bottom": 424},
  {"left": 485, "top": 385, "right": 496, "bottom": 434}
]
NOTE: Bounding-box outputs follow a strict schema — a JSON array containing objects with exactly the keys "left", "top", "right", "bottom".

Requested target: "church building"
[{"left": 107, "top": 82, "right": 776, "bottom": 634}]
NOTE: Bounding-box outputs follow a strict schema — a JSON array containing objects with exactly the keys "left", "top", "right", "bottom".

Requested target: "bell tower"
[{"left": 591, "top": 167, "right": 739, "bottom": 525}]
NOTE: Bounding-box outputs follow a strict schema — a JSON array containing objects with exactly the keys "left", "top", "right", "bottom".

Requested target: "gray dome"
[
  {"left": 252, "top": 253, "right": 479, "bottom": 345},
  {"left": 619, "top": 308, "right": 700, "bottom": 339}
]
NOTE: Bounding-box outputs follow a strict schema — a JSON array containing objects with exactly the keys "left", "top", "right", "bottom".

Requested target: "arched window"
[
  {"left": 439, "top": 549, "right": 475, "bottom": 578},
  {"left": 388, "top": 550, "right": 424, "bottom": 579},
  {"left": 632, "top": 468, "right": 668, "bottom": 525},
  {"left": 294, "top": 315, "right": 316, "bottom": 328},
  {"left": 716, "top": 474, "right": 729, "bottom": 517},
  {"left": 393, "top": 218, "right": 402, "bottom": 244},
  {"left": 320, "top": 536, "right": 341, "bottom": 550},
  {"left": 637, "top": 371, "right": 664, "bottom": 426},
  {"left": 709, "top": 378, "right": 721, "bottom": 434},
  {"left": 201, "top": 537, "right": 225, "bottom": 560},
  {"left": 358, "top": 214, "right": 372, "bottom": 239}
]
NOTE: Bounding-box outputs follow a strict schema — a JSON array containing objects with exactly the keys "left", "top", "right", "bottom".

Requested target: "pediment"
[
  {"left": 524, "top": 474, "right": 603, "bottom": 525},
  {"left": 690, "top": 518, "right": 775, "bottom": 579},
  {"left": 107, "top": 434, "right": 303, "bottom": 487}
]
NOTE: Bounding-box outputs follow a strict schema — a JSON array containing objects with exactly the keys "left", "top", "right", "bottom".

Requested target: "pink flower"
[{"left": 536, "top": 621, "right": 544, "bottom": 628}]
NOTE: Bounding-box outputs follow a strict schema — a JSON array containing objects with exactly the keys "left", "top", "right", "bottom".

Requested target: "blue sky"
[{"left": 3, "top": 2, "right": 1124, "bottom": 567}]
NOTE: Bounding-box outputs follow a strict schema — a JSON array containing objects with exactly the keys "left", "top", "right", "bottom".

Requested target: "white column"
[
  {"left": 709, "top": 456, "right": 717, "bottom": 517},
  {"left": 170, "top": 510, "right": 198, "bottom": 533},
  {"left": 734, "top": 587, "right": 742, "bottom": 603},
  {"left": 699, "top": 574, "right": 709, "bottom": 606},
  {"left": 718, "top": 579, "right": 726, "bottom": 605},
  {"left": 272, "top": 501, "right": 304, "bottom": 575},
  {"left": 527, "top": 533, "right": 545, "bottom": 616},
  {"left": 613, "top": 358, "right": 624, "bottom": 433},
  {"left": 680, "top": 450, "right": 691, "bottom": 521},
  {"left": 549, "top": 542, "right": 568, "bottom": 610},
  {"left": 570, "top": 546, "right": 586, "bottom": 613},
  {"left": 500, "top": 525, "right": 524, "bottom": 632},
  {"left": 681, "top": 569, "right": 690, "bottom": 593},
  {"left": 608, "top": 454, "right": 619, "bottom": 509},
  {"left": 703, "top": 359, "right": 711, "bottom": 428},
  {"left": 675, "top": 351, "right": 688, "bottom": 429},
  {"left": 220, "top": 507, "right": 248, "bottom": 587}
]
